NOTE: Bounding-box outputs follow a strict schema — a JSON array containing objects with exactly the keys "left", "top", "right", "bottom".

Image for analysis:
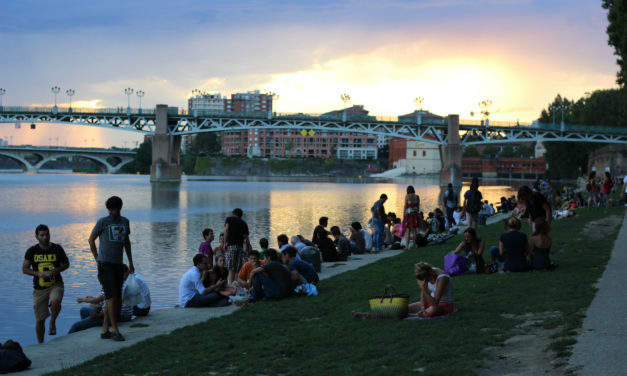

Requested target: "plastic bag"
[{"left": 122, "top": 273, "right": 143, "bottom": 306}]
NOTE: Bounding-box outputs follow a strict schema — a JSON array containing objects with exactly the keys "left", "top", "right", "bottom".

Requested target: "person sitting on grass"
[
  {"left": 349, "top": 222, "right": 366, "bottom": 254},
  {"left": 239, "top": 248, "right": 293, "bottom": 304},
  {"left": 179, "top": 254, "right": 229, "bottom": 308},
  {"left": 330, "top": 226, "right": 351, "bottom": 259},
  {"left": 282, "top": 246, "right": 319, "bottom": 287},
  {"left": 351, "top": 261, "right": 454, "bottom": 319},
  {"left": 453, "top": 228, "right": 486, "bottom": 274},
  {"left": 236, "top": 250, "right": 262, "bottom": 289},
  {"left": 529, "top": 218, "right": 554, "bottom": 271},
  {"left": 489, "top": 217, "right": 529, "bottom": 272},
  {"left": 258, "top": 238, "right": 269, "bottom": 261}
]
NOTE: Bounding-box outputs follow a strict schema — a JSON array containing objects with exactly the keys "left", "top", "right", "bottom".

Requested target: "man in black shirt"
[
  {"left": 22, "top": 224, "right": 70, "bottom": 343},
  {"left": 247, "top": 249, "right": 293, "bottom": 302},
  {"left": 224, "top": 208, "right": 251, "bottom": 285},
  {"left": 312, "top": 216, "right": 329, "bottom": 247}
]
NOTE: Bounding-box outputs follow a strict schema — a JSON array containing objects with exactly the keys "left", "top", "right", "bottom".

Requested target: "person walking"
[
  {"left": 22, "top": 224, "right": 70, "bottom": 343},
  {"left": 88, "top": 196, "right": 134, "bottom": 342},
  {"left": 371, "top": 194, "right": 388, "bottom": 251}
]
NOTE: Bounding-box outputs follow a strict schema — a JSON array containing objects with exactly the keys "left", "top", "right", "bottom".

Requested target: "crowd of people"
[{"left": 19, "top": 173, "right": 627, "bottom": 345}]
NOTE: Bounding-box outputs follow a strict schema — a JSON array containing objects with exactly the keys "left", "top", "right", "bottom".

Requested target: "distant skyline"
[{"left": 0, "top": 0, "right": 619, "bottom": 148}]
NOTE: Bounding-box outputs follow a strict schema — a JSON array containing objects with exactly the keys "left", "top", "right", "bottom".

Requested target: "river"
[{"left": 0, "top": 173, "right": 522, "bottom": 346}]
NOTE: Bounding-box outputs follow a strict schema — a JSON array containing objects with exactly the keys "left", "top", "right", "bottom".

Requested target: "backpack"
[{"left": 466, "top": 189, "right": 482, "bottom": 214}]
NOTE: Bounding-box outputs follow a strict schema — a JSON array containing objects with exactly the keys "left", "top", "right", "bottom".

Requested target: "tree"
[
  {"left": 189, "top": 132, "right": 220, "bottom": 155},
  {"left": 517, "top": 143, "right": 535, "bottom": 158},
  {"left": 482, "top": 145, "right": 498, "bottom": 158},
  {"left": 463, "top": 145, "right": 479, "bottom": 157},
  {"left": 121, "top": 139, "right": 152, "bottom": 174},
  {"left": 500, "top": 145, "right": 515, "bottom": 157},
  {"left": 603, "top": 0, "right": 627, "bottom": 89}
]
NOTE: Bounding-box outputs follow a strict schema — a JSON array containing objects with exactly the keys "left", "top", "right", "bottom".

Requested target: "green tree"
[
  {"left": 463, "top": 145, "right": 479, "bottom": 157},
  {"left": 121, "top": 139, "right": 152, "bottom": 174},
  {"left": 517, "top": 143, "right": 535, "bottom": 158},
  {"left": 482, "top": 145, "right": 498, "bottom": 158},
  {"left": 603, "top": 0, "right": 627, "bottom": 89},
  {"left": 189, "top": 132, "right": 220, "bottom": 155},
  {"left": 500, "top": 145, "right": 515, "bottom": 157}
]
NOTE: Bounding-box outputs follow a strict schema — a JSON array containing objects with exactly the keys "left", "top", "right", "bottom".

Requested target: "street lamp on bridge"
[
  {"left": 478, "top": 99, "right": 492, "bottom": 127},
  {"left": 414, "top": 97, "right": 424, "bottom": 125},
  {"left": 550, "top": 103, "right": 567, "bottom": 132},
  {"left": 66, "top": 89, "right": 75, "bottom": 113},
  {"left": 0, "top": 88, "right": 5, "bottom": 110},
  {"left": 341, "top": 93, "right": 351, "bottom": 122},
  {"left": 51, "top": 86, "right": 61, "bottom": 115},
  {"left": 267, "top": 91, "right": 279, "bottom": 118},
  {"left": 136, "top": 90, "right": 145, "bottom": 114},
  {"left": 124, "top": 88, "right": 134, "bottom": 116}
]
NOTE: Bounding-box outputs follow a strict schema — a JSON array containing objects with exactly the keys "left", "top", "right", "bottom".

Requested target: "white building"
[{"left": 390, "top": 139, "right": 441, "bottom": 174}]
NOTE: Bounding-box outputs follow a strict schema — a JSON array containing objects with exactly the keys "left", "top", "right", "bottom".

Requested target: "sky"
[{"left": 0, "top": 0, "right": 619, "bottom": 148}]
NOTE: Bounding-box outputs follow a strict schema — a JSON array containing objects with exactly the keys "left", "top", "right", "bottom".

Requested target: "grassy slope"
[{"left": 50, "top": 206, "right": 625, "bottom": 376}]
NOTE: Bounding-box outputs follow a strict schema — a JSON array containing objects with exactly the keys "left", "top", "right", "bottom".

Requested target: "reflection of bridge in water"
[
  {"left": 2, "top": 105, "right": 626, "bottom": 181},
  {"left": 0, "top": 145, "right": 135, "bottom": 173}
]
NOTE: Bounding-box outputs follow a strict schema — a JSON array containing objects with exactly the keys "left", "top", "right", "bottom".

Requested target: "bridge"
[
  {"left": 0, "top": 145, "right": 135, "bottom": 173},
  {"left": 1, "top": 105, "right": 626, "bottom": 182}
]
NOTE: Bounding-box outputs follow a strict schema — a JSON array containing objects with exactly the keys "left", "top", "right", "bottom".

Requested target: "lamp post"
[
  {"left": 340, "top": 93, "right": 350, "bottom": 122},
  {"left": 136, "top": 90, "right": 145, "bottom": 114},
  {"left": 478, "top": 99, "right": 492, "bottom": 127},
  {"left": 414, "top": 97, "right": 424, "bottom": 125},
  {"left": 549, "top": 103, "right": 567, "bottom": 132},
  {"left": 0, "top": 88, "right": 5, "bottom": 111},
  {"left": 66, "top": 89, "right": 75, "bottom": 113},
  {"left": 267, "top": 91, "right": 279, "bottom": 119},
  {"left": 51, "top": 86, "right": 61, "bottom": 115},
  {"left": 124, "top": 88, "right": 134, "bottom": 116}
]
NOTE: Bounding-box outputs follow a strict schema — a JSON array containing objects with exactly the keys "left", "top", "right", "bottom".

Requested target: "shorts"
[
  {"left": 33, "top": 283, "right": 64, "bottom": 321},
  {"left": 98, "top": 262, "right": 125, "bottom": 300},
  {"left": 225, "top": 244, "right": 244, "bottom": 272}
]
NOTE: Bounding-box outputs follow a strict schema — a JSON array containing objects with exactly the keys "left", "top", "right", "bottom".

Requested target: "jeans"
[
  {"left": 349, "top": 242, "right": 363, "bottom": 254},
  {"left": 251, "top": 273, "right": 281, "bottom": 302},
  {"left": 446, "top": 207, "right": 455, "bottom": 227},
  {"left": 68, "top": 307, "right": 104, "bottom": 334},
  {"left": 372, "top": 217, "right": 385, "bottom": 250},
  {"left": 185, "top": 292, "right": 223, "bottom": 307},
  {"left": 133, "top": 305, "right": 150, "bottom": 316},
  {"left": 489, "top": 246, "right": 503, "bottom": 263}
]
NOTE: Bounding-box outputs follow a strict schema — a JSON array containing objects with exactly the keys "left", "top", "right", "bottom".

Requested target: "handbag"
[
  {"left": 444, "top": 253, "right": 467, "bottom": 276},
  {"left": 368, "top": 285, "right": 409, "bottom": 319}
]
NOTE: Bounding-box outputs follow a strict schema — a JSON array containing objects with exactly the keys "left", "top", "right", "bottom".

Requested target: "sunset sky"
[{"left": 0, "top": 0, "right": 619, "bottom": 147}]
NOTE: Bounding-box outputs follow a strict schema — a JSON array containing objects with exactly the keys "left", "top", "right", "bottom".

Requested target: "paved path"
[
  {"left": 20, "top": 250, "right": 403, "bottom": 375},
  {"left": 568, "top": 210, "right": 627, "bottom": 375}
]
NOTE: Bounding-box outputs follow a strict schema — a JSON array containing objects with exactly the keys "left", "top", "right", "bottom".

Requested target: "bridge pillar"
[
  {"left": 439, "top": 114, "right": 463, "bottom": 187},
  {"left": 150, "top": 104, "right": 181, "bottom": 182}
]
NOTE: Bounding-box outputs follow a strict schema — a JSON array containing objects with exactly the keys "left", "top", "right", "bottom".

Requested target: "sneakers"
[
  {"left": 101, "top": 331, "right": 125, "bottom": 341},
  {"left": 100, "top": 331, "right": 112, "bottom": 339}
]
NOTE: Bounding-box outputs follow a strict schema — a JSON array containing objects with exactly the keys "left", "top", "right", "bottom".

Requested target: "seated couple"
[
  {"left": 69, "top": 265, "right": 151, "bottom": 333},
  {"left": 352, "top": 262, "right": 454, "bottom": 319},
  {"left": 237, "top": 247, "right": 319, "bottom": 305},
  {"left": 179, "top": 254, "right": 231, "bottom": 308},
  {"left": 489, "top": 217, "right": 553, "bottom": 272}
]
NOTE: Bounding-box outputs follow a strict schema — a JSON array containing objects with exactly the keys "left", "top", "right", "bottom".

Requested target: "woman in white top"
[
  {"left": 351, "top": 261, "right": 453, "bottom": 319},
  {"left": 408, "top": 262, "right": 454, "bottom": 317}
]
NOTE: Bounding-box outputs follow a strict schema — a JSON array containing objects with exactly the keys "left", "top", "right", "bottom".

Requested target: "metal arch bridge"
[
  {"left": 0, "top": 145, "right": 135, "bottom": 173},
  {"left": 1, "top": 106, "right": 627, "bottom": 145}
]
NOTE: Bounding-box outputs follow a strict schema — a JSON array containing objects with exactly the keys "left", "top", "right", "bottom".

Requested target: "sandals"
[{"left": 48, "top": 326, "right": 56, "bottom": 336}]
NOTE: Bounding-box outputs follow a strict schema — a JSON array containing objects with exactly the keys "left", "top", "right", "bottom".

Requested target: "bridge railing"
[{"left": 0, "top": 106, "right": 156, "bottom": 115}]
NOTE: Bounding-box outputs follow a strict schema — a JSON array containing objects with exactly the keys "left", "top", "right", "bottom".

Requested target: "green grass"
[{"left": 47, "top": 206, "right": 625, "bottom": 376}]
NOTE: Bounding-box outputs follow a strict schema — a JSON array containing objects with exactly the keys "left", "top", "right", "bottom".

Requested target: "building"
[
  {"left": 587, "top": 144, "right": 627, "bottom": 177},
  {"left": 397, "top": 110, "right": 444, "bottom": 125},
  {"left": 388, "top": 136, "right": 442, "bottom": 174},
  {"left": 188, "top": 93, "right": 224, "bottom": 114},
  {"left": 221, "top": 102, "right": 378, "bottom": 160},
  {"left": 463, "top": 156, "right": 546, "bottom": 179}
]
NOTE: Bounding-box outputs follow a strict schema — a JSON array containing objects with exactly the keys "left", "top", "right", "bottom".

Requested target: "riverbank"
[
  {"left": 34, "top": 205, "right": 625, "bottom": 375},
  {"left": 21, "top": 250, "right": 404, "bottom": 375}
]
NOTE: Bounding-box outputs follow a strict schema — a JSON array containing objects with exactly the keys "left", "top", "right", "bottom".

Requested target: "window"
[
  {"left": 413, "top": 151, "right": 416, "bottom": 157},
  {"left": 422, "top": 151, "right": 426, "bottom": 157}
]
